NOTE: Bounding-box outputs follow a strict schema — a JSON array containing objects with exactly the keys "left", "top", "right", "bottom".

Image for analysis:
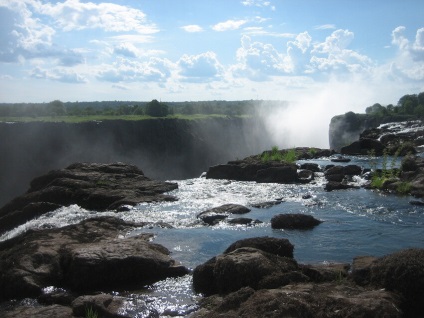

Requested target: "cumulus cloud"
[
  {"left": 241, "top": 0, "right": 275, "bottom": 10},
  {"left": 232, "top": 35, "right": 293, "bottom": 81},
  {"left": 30, "top": 66, "right": 87, "bottom": 83},
  {"left": 36, "top": 0, "right": 158, "bottom": 34},
  {"left": 212, "top": 19, "right": 248, "bottom": 32},
  {"left": 178, "top": 52, "right": 224, "bottom": 82},
  {"left": 181, "top": 25, "right": 203, "bottom": 33},
  {"left": 389, "top": 26, "right": 424, "bottom": 81},
  {"left": 309, "top": 29, "right": 372, "bottom": 75},
  {"left": 113, "top": 43, "right": 139, "bottom": 58},
  {"left": 96, "top": 57, "right": 174, "bottom": 83}
]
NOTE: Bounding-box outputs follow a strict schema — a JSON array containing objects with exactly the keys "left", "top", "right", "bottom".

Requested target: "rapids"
[{"left": 1, "top": 155, "right": 424, "bottom": 317}]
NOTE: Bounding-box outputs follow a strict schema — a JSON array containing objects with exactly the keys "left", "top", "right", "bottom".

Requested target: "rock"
[
  {"left": 250, "top": 200, "right": 283, "bottom": 208},
  {"left": 256, "top": 166, "right": 298, "bottom": 183},
  {"left": 223, "top": 237, "right": 294, "bottom": 258},
  {"left": 324, "top": 165, "right": 362, "bottom": 182},
  {"left": 190, "top": 283, "right": 402, "bottom": 318},
  {"left": 330, "top": 156, "right": 351, "bottom": 162},
  {"left": 72, "top": 294, "right": 140, "bottom": 318},
  {"left": 324, "top": 181, "right": 358, "bottom": 192},
  {"left": 0, "top": 304, "right": 74, "bottom": 318},
  {"left": 0, "top": 162, "right": 178, "bottom": 235},
  {"left": 197, "top": 204, "right": 251, "bottom": 225},
  {"left": 410, "top": 200, "right": 424, "bottom": 206},
  {"left": 299, "top": 163, "right": 321, "bottom": 172},
  {"left": 227, "top": 218, "right": 262, "bottom": 226},
  {"left": 368, "top": 248, "right": 424, "bottom": 316},
  {"left": 0, "top": 217, "right": 188, "bottom": 301},
  {"left": 350, "top": 255, "right": 378, "bottom": 285},
  {"left": 297, "top": 169, "right": 314, "bottom": 183},
  {"left": 271, "top": 213, "right": 322, "bottom": 230},
  {"left": 192, "top": 247, "right": 301, "bottom": 295},
  {"left": 341, "top": 138, "right": 385, "bottom": 156}
]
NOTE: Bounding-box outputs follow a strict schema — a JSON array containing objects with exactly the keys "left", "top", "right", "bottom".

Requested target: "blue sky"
[{"left": 0, "top": 0, "right": 423, "bottom": 110}]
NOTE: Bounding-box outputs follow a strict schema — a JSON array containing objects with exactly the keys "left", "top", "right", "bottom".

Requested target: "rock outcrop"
[
  {"left": 0, "top": 162, "right": 178, "bottom": 234},
  {"left": 191, "top": 237, "right": 424, "bottom": 317},
  {"left": 270, "top": 213, "right": 322, "bottom": 230},
  {"left": 0, "top": 217, "right": 188, "bottom": 302}
]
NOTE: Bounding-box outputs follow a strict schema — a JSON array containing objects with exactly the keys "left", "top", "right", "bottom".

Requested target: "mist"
[{"left": 257, "top": 79, "right": 396, "bottom": 149}]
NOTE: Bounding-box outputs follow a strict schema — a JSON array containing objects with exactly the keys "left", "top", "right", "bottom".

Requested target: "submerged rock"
[
  {"left": 197, "top": 204, "right": 251, "bottom": 226},
  {"left": 0, "top": 162, "right": 178, "bottom": 235},
  {"left": 0, "top": 217, "right": 188, "bottom": 302},
  {"left": 271, "top": 213, "right": 322, "bottom": 230}
]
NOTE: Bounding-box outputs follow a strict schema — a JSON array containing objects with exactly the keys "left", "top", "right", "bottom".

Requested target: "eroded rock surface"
[
  {"left": 0, "top": 162, "right": 178, "bottom": 234},
  {"left": 0, "top": 217, "right": 188, "bottom": 301}
]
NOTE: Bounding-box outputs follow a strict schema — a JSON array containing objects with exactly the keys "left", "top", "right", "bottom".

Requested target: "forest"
[{"left": 0, "top": 99, "right": 287, "bottom": 119}]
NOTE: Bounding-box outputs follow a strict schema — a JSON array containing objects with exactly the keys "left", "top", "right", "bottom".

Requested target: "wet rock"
[
  {"left": 324, "top": 165, "right": 362, "bottom": 182},
  {"left": 368, "top": 248, "right": 424, "bottom": 316},
  {"left": 191, "top": 283, "right": 402, "bottom": 318},
  {"left": 256, "top": 166, "right": 298, "bottom": 183},
  {"left": 330, "top": 156, "right": 351, "bottom": 162},
  {"left": 299, "top": 162, "right": 321, "bottom": 172},
  {"left": 0, "top": 217, "right": 188, "bottom": 301},
  {"left": 297, "top": 169, "right": 314, "bottom": 183},
  {"left": 197, "top": 204, "right": 251, "bottom": 226},
  {"left": 0, "top": 304, "right": 74, "bottom": 318},
  {"left": 193, "top": 247, "right": 301, "bottom": 296},
  {"left": 341, "top": 138, "right": 385, "bottom": 156},
  {"left": 72, "top": 294, "right": 136, "bottom": 318},
  {"left": 324, "top": 181, "right": 359, "bottom": 192},
  {"left": 271, "top": 213, "right": 322, "bottom": 230},
  {"left": 223, "top": 237, "right": 294, "bottom": 258},
  {"left": 227, "top": 218, "right": 262, "bottom": 226},
  {"left": 250, "top": 200, "right": 283, "bottom": 208},
  {"left": 0, "top": 162, "right": 178, "bottom": 235}
]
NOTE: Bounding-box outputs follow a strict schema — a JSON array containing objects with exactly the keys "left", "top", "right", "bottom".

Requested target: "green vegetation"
[
  {"left": 261, "top": 146, "right": 297, "bottom": 164},
  {"left": 397, "top": 182, "right": 412, "bottom": 194},
  {"left": 0, "top": 99, "right": 288, "bottom": 122},
  {"left": 365, "top": 91, "right": 424, "bottom": 117},
  {"left": 85, "top": 307, "right": 98, "bottom": 318}
]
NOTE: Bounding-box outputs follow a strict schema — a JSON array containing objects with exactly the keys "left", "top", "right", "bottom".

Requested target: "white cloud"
[
  {"left": 96, "top": 57, "right": 175, "bottom": 83},
  {"left": 241, "top": 0, "right": 273, "bottom": 9},
  {"left": 30, "top": 66, "right": 87, "bottom": 83},
  {"left": 113, "top": 43, "right": 139, "bottom": 58},
  {"left": 314, "top": 24, "right": 336, "bottom": 30},
  {"left": 212, "top": 19, "right": 248, "bottom": 32},
  {"left": 312, "top": 29, "right": 354, "bottom": 54},
  {"left": 388, "top": 27, "right": 424, "bottom": 81},
  {"left": 178, "top": 52, "right": 224, "bottom": 82},
  {"left": 181, "top": 25, "right": 203, "bottom": 33},
  {"left": 232, "top": 35, "right": 293, "bottom": 81},
  {"left": 36, "top": 0, "right": 158, "bottom": 34}
]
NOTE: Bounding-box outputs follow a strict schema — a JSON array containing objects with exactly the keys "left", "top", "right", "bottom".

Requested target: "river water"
[{"left": 1, "top": 155, "right": 424, "bottom": 317}]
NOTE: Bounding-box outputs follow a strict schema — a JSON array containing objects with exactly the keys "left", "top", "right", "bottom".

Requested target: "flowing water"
[{"left": 1, "top": 155, "right": 424, "bottom": 317}]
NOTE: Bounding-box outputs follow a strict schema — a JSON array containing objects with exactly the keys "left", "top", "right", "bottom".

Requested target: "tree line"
[
  {"left": 365, "top": 92, "right": 424, "bottom": 117},
  {"left": 0, "top": 99, "right": 287, "bottom": 118}
]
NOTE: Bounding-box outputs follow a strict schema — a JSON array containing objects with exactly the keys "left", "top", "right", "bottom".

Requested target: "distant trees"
[
  {"left": 364, "top": 92, "right": 424, "bottom": 117},
  {"left": 145, "top": 99, "right": 169, "bottom": 117}
]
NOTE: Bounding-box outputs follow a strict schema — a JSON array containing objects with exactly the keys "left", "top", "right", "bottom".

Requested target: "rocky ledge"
[
  {"left": 0, "top": 162, "right": 178, "bottom": 234},
  {"left": 191, "top": 236, "right": 424, "bottom": 318},
  {"left": 206, "top": 147, "right": 334, "bottom": 183},
  {"left": 0, "top": 216, "right": 189, "bottom": 316}
]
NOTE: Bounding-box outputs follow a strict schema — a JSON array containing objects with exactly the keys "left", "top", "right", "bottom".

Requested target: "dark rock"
[
  {"left": 250, "top": 200, "right": 283, "bottom": 208},
  {"left": 324, "top": 165, "right": 362, "bottom": 182},
  {"left": 351, "top": 255, "right": 378, "bottom": 286},
  {"left": 0, "top": 217, "right": 188, "bottom": 301},
  {"left": 72, "top": 294, "right": 137, "bottom": 318},
  {"left": 301, "top": 262, "right": 350, "bottom": 283},
  {"left": 197, "top": 204, "right": 251, "bottom": 226},
  {"left": 341, "top": 138, "right": 384, "bottom": 156},
  {"left": 256, "top": 166, "right": 298, "bottom": 183},
  {"left": 324, "top": 181, "right": 358, "bottom": 191},
  {"left": 410, "top": 200, "right": 424, "bottom": 206},
  {"left": 0, "top": 162, "right": 178, "bottom": 235},
  {"left": 330, "top": 156, "right": 351, "bottom": 162},
  {"left": 191, "top": 283, "right": 402, "bottom": 318},
  {"left": 401, "top": 155, "right": 419, "bottom": 172},
  {"left": 297, "top": 169, "right": 314, "bottom": 183},
  {"left": 369, "top": 248, "right": 424, "bottom": 316},
  {"left": 227, "top": 218, "right": 262, "bottom": 226},
  {"left": 271, "top": 213, "right": 322, "bottom": 230},
  {"left": 0, "top": 304, "right": 74, "bottom": 318},
  {"left": 299, "top": 163, "right": 321, "bottom": 172},
  {"left": 193, "top": 247, "right": 300, "bottom": 295},
  {"left": 223, "top": 237, "right": 294, "bottom": 258}
]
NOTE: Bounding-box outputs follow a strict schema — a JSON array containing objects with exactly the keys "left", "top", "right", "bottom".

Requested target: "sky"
[{"left": 0, "top": 0, "right": 424, "bottom": 111}]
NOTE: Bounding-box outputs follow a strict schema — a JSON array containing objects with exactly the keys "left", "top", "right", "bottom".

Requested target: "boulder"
[
  {"left": 297, "top": 169, "right": 314, "bottom": 183},
  {"left": 324, "top": 181, "right": 358, "bottom": 192},
  {"left": 0, "top": 162, "right": 178, "bottom": 235},
  {"left": 256, "top": 166, "right": 298, "bottom": 183},
  {"left": 0, "top": 217, "right": 188, "bottom": 301},
  {"left": 341, "top": 138, "right": 384, "bottom": 156},
  {"left": 250, "top": 200, "right": 283, "bottom": 209},
  {"left": 0, "top": 304, "right": 74, "bottom": 318},
  {"left": 271, "top": 213, "right": 322, "bottom": 230},
  {"left": 227, "top": 218, "right": 262, "bottom": 226},
  {"left": 197, "top": 204, "right": 251, "bottom": 226},
  {"left": 191, "top": 283, "right": 402, "bottom": 318},
  {"left": 223, "top": 237, "right": 294, "bottom": 258},
  {"left": 299, "top": 163, "right": 321, "bottom": 172}
]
